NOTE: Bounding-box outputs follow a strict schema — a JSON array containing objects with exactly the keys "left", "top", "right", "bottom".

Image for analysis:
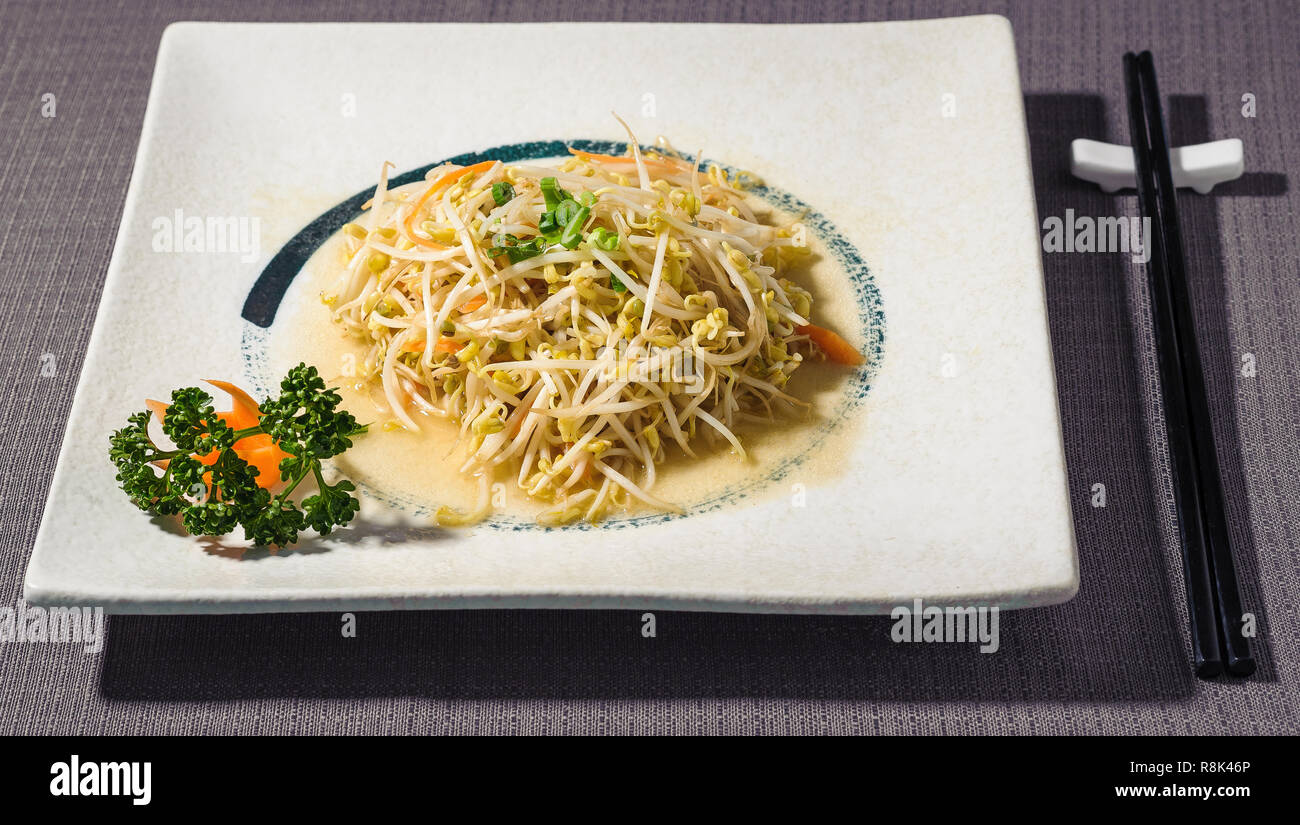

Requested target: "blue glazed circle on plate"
[{"left": 241, "top": 140, "right": 885, "bottom": 531}]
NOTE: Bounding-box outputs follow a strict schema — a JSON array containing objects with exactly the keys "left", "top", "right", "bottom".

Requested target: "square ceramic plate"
[{"left": 25, "top": 17, "right": 1078, "bottom": 614}]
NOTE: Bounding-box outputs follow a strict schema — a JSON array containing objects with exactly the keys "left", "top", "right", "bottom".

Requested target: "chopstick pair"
[{"left": 1121, "top": 51, "right": 1254, "bottom": 678}]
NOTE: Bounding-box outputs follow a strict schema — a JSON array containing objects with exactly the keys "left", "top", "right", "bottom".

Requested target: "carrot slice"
[
  {"left": 234, "top": 443, "right": 284, "bottom": 487},
  {"left": 796, "top": 324, "right": 864, "bottom": 366},
  {"left": 204, "top": 378, "right": 262, "bottom": 430},
  {"left": 568, "top": 148, "right": 690, "bottom": 172},
  {"left": 146, "top": 381, "right": 289, "bottom": 490},
  {"left": 458, "top": 294, "right": 487, "bottom": 313},
  {"left": 401, "top": 160, "right": 498, "bottom": 250},
  {"left": 145, "top": 398, "right": 169, "bottom": 421},
  {"left": 401, "top": 336, "right": 462, "bottom": 354}
]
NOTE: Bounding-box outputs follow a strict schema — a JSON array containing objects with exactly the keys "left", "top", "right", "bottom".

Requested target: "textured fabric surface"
[{"left": 0, "top": 0, "right": 1296, "bottom": 735}]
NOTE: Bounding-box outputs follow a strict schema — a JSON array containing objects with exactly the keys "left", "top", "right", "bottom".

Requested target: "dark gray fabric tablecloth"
[{"left": 1, "top": 0, "right": 1296, "bottom": 734}]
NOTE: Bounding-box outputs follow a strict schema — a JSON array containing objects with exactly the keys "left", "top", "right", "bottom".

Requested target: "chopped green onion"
[
  {"left": 540, "top": 177, "right": 568, "bottom": 211},
  {"left": 486, "top": 232, "right": 547, "bottom": 264},
  {"left": 609, "top": 272, "right": 627, "bottom": 293},
  {"left": 491, "top": 181, "right": 515, "bottom": 206},
  {"left": 554, "top": 199, "right": 581, "bottom": 227},
  {"left": 559, "top": 206, "right": 590, "bottom": 250},
  {"left": 517, "top": 239, "right": 548, "bottom": 261},
  {"left": 587, "top": 227, "right": 620, "bottom": 251},
  {"left": 579, "top": 191, "right": 597, "bottom": 207},
  {"left": 538, "top": 211, "right": 561, "bottom": 240}
]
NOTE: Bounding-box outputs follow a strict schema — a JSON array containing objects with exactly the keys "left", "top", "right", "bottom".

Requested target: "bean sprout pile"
[{"left": 324, "top": 118, "right": 860, "bottom": 526}]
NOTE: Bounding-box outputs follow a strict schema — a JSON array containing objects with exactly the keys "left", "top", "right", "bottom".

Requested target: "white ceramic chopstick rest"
[{"left": 1070, "top": 138, "right": 1244, "bottom": 194}]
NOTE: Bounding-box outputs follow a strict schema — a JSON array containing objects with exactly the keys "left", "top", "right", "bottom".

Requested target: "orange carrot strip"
[
  {"left": 568, "top": 148, "right": 689, "bottom": 172},
  {"left": 401, "top": 337, "right": 461, "bottom": 354},
  {"left": 235, "top": 444, "right": 285, "bottom": 487},
  {"left": 401, "top": 160, "right": 498, "bottom": 250},
  {"left": 796, "top": 324, "right": 864, "bottom": 366},
  {"left": 145, "top": 381, "right": 289, "bottom": 490},
  {"left": 204, "top": 378, "right": 262, "bottom": 429},
  {"left": 458, "top": 294, "right": 487, "bottom": 313},
  {"left": 145, "top": 398, "right": 169, "bottom": 421}
]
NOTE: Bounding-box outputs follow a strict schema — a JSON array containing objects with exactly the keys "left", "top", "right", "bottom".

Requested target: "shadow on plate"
[
  {"left": 154, "top": 512, "right": 452, "bottom": 560},
  {"left": 97, "top": 93, "right": 1276, "bottom": 703}
]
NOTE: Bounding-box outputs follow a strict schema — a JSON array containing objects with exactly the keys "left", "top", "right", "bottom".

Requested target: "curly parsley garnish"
[{"left": 109, "top": 363, "right": 368, "bottom": 547}]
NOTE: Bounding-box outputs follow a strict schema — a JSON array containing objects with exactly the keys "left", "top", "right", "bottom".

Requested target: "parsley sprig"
[{"left": 109, "top": 363, "right": 368, "bottom": 547}]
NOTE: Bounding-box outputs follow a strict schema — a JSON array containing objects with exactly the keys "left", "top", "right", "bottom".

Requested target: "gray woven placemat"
[{"left": 1, "top": 0, "right": 1295, "bottom": 734}]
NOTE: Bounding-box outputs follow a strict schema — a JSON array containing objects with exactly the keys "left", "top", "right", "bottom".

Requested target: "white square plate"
[{"left": 25, "top": 17, "right": 1078, "bottom": 614}]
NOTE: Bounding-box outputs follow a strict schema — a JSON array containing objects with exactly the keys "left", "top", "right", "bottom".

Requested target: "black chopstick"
[
  {"left": 1123, "top": 52, "right": 1255, "bottom": 677},
  {"left": 1135, "top": 53, "right": 1255, "bottom": 677},
  {"left": 1122, "top": 53, "right": 1222, "bottom": 677}
]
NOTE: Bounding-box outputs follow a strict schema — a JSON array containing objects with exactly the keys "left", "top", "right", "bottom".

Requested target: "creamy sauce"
[{"left": 265, "top": 199, "right": 866, "bottom": 525}]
